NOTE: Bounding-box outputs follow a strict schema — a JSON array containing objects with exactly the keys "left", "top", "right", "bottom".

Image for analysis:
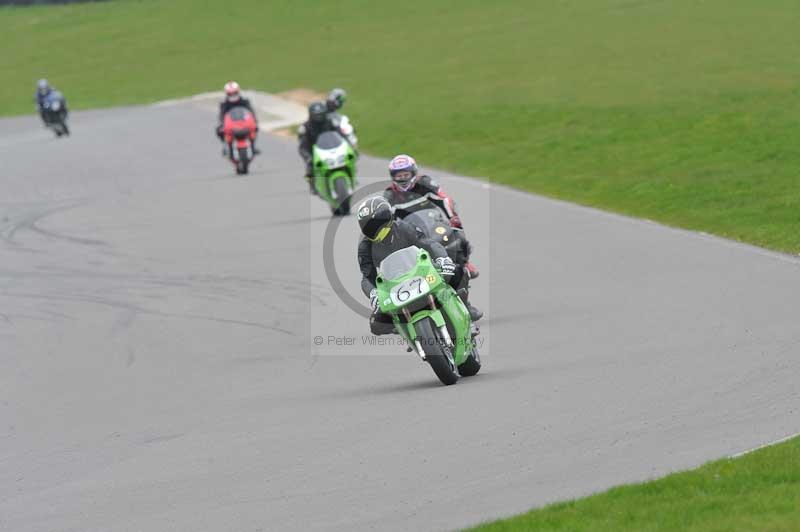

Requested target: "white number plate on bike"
[{"left": 390, "top": 277, "right": 431, "bottom": 306}]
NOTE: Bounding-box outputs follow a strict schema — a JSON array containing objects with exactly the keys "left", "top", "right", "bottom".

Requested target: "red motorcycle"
[{"left": 222, "top": 107, "right": 258, "bottom": 175}]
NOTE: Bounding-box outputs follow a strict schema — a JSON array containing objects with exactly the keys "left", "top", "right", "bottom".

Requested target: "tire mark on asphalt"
[
  {"left": 125, "top": 347, "right": 136, "bottom": 368},
  {"left": 0, "top": 268, "right": 330, "bottom": 309},
  {"left": 141, "top": 433, "right": 184, "bottom": 445},
  {"left": 110, "top": 308, "right": 138, "bottom": 337},
  {"left": 1, "top": 291, "right": 295, "bottom": 336},
  {"left": 28, "top": 223, "right": 107, "bottom": 247},
  {"left": 0, "top": 200, "right": 107, "bottom": 249}
]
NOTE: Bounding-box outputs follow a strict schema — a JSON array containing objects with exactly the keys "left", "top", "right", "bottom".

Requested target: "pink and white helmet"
[
  {"left": 224, "top": 81, "right": 241, "bottom": 102},
  {"left": 388, "top": 154, "right": 418, "bottom": 192}
]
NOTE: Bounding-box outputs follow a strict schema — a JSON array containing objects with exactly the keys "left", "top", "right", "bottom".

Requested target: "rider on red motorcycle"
[{"left": 216, "top": 81, "right": 260, "bottom": 155}]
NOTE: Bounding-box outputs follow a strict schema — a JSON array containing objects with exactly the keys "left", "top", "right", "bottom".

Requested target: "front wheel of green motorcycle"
[
  {"left": 415, "top": 318, "right": 459, "bottom": 385},
  {"left": 332, "top": 177, "right": 350, "bottom": 215}
]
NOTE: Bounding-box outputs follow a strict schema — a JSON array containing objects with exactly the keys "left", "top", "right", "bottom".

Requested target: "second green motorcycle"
[{"left": 312, "top": 131, "right": 358, "bottom": 215}]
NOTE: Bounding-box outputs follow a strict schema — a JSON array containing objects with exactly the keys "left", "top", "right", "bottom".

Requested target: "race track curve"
[{"left": 1, "top": 96, "right": 799, "bottom": 532}]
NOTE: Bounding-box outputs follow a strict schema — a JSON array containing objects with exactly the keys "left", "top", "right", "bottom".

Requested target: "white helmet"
[{"left": 224, "top": 81, "right": 241, "bottom": 102}]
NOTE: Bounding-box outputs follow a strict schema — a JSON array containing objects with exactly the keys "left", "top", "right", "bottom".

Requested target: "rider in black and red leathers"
[{"left": 382, "top": 154, "right": 480, "bottom": 279}]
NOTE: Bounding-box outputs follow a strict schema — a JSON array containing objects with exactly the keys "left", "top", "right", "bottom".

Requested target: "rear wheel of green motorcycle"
[
  {"left": 332, "top": 177, "right": 350, "bottom": 215},
  {"left": 415, "top": 318, "right": 459, "bottom": 385},
  {"left": 458, "top": 346, "right": 481, "bottom": 376}
]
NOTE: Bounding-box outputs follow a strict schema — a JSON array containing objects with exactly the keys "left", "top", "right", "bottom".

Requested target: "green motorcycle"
[
  {"left": 375, "top": 245, "right": 481, "bottom": 385},
  {"left": 312, "top": 131, "right": 358, "bottom": 215}
]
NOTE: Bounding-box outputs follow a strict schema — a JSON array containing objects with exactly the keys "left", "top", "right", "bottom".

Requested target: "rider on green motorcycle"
[
  {"left": 298, "top": 101, "right": 340, "bottom": 194},
  {"left": 382, "top": 154, "right": 480, "bottom": 279},
  {"left": 325, "top": 88, "right": 347, "bottom": 114},
  {"left": 357, "top": 196, "right": 483, "bottom": 335}
]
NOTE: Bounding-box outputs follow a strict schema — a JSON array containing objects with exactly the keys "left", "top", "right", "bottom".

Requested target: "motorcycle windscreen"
[
  {"left": 378, "top": 246, "right": 421, "bottom": 280},
  {"left": 404, "top": 208, "right": 451, "bottom": 237},
  {"left": 315, "top": 131, "right": 344, "bottom": 150},
  {"left": 226, "top": 106, "right": 252, "bottom": 121}
]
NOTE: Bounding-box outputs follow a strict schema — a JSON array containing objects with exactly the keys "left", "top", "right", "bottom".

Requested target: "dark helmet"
[
  {"left": 37, "top": 79, "right": 51, "bottom": 96},
  {"left": 326, "top": 88, "right": 347, "bottom": 112},
  {"left": 357, "top": 196, "right": 394, "bottom": 242},
  {"left": 309, "top": 101, "right": 327, "bottom": 123}
]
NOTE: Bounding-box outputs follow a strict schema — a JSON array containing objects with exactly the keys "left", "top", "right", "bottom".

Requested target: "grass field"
[
  {"left": 2, "top": 0, "right": 799, "bottom": 251},
  {"left": 468, "top": 435, "right": 800, "bottom": 532}
]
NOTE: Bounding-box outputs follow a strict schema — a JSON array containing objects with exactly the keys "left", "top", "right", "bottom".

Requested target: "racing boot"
[
  {"left": 370, "top": 313, "right": 395, "bottom": 335},
  {"left": 457, "top": 288, "right": 483, "bottom": 322},
  {"left": 467, "top": 303, "right": 484, "bottom": 322}
]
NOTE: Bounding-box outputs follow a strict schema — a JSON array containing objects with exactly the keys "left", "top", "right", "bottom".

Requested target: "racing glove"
[
  {"left": 369, "top": 288, "right": 379, "bottom": 313},
  {"left": 434, "top": 257, "right": 456, "bottom": 278}
]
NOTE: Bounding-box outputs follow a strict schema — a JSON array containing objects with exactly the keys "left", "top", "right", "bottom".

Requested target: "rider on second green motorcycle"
[
  {"left": 357, "top": 196, "right": 483, "bottom": 335},
  {"left": 298, "top": 101, "right": 340, "bottom": 194}
]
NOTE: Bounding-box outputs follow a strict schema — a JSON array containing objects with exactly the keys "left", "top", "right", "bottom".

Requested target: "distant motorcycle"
[
  {"left": 222, "top": 106, "right": 258, "bottom": 175},
  {"left": 40, "top": 92, "right": 69, "bottom": 137},
  {"left": 311, "top": 130, "right": 358, "bottom": 215}
]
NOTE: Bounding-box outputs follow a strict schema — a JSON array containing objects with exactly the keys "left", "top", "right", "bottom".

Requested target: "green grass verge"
[
  {"left": 2, "top": 0, "right": 798, "bottom": 251},
  {"left": 469, "top": 436, "right": 800, "bottom": 532}
]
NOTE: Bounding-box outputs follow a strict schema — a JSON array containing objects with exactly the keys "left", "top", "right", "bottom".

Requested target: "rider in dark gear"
[
  {"left": 34, "top": 79, "right": 67, "bottom": 123},
  {"left": 357, "top": 196, "right": 482, "bottom": 335},
  {"left": 34, "top": 79, "right": 52, "bottom": 116},
  {"left": 326, "top": 88, "right": 347, "bottom": 113},
  {"left": 298, "top": 101, "right": 339, "bottom": 194},
  {"left": 382, "top": 154, "right": 480, "bottom": 279},
  {"left": 216, "top": 81, "right": 260, "bottom": 155},
  {"left": 324, "top": 88, "right": 358, "bottom": 149}
]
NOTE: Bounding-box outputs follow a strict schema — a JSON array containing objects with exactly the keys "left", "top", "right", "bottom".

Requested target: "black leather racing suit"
[
  {"left": 297, "top": 116, "right": 338, "bottom": 177},
  {"left": 217, "top": 98, "right": 257, "bottom": 128},
  {"left": 35, "top": 90, "right": 68, "bottom": 123},
  {"left": 382, "top": 175, "right": 474, "bottom": 267},
  {"left": 358, "top": 219, "right": 470, "bottom": 335}
]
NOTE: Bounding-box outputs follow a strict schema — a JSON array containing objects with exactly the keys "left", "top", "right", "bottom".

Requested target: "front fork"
[{"left": 404, "top": 295, "right": 452, "bottom": 361}]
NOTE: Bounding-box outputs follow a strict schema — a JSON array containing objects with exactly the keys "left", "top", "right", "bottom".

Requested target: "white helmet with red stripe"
[
  {"left": 224, "top": 81, "right": 241, "bottom": 102},
  {"left": 388, "top": 154, "right": 419, "bottom": 192}
]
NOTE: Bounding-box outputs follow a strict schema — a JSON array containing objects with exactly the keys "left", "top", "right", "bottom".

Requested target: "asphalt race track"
[{"left": 1, "top": 98, "right": 799, "bottom": 532}]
